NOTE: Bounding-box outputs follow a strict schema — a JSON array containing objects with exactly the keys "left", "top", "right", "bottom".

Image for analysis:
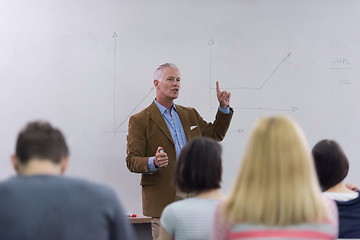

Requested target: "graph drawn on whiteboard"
[
  {"left": 208, "top": 38, "right": 298, "bottom": 113},
  {"left": 115, "top": 87, "right": 154, "bottom": 133},
  {"left": 105, "top": 32, "right": 155, "bottom": 134},
  {"left": 105, "top": 86, "right": 154, "bottom": 134}
]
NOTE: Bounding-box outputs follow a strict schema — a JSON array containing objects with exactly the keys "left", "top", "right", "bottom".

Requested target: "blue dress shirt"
[{"left": 148, "top": 100, "right": 230, "bottom": 172}]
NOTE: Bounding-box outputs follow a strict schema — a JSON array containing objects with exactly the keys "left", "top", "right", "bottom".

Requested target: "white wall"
[{"left": 1, "top": 0, "right": 360, "bottom": 214}]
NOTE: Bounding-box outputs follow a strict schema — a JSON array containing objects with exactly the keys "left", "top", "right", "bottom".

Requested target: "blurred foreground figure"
[
  {"left": 313, "top": 139, "right": 360, "bottom": 238},
  {"left": 0, "top": 121, "right": 135, "bottom": 240},
  {"left": 212, "top": 115, "right": 338, "bottom": 240}
]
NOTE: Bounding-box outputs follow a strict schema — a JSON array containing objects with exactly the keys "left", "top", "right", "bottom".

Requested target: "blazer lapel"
[
  {"left": 176, "top": 105, "right": 190, "bottom": 141},
  {"left": 147, "top": 102, "right": 174, "bottom": 145}
]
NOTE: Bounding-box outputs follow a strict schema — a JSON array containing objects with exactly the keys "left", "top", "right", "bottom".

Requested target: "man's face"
[{"left": 155, "top": 67, "right": 181, "bottom": 101}]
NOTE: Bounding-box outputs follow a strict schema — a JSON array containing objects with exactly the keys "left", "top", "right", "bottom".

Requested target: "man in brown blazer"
[{"left": 126, "top": 63, "right": 233, "bottom": 239}]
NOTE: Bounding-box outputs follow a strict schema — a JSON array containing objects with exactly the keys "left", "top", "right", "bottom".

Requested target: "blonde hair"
[{"left": 224, "top": 115, "right": 327, "bottom": 226}]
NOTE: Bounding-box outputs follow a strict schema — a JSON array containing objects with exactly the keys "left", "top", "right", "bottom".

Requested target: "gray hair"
[{"left": 153, "top": 63, "right": 178, "bottom": 80}]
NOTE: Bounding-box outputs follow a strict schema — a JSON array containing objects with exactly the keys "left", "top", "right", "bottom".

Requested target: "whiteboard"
[{"left": 1, "top": 0, "right": 360, "bottom": 214}]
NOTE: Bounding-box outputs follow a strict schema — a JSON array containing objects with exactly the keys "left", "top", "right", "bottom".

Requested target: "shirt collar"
[{"left": 154, "top": 99, "right": 177, "bottom": 115}]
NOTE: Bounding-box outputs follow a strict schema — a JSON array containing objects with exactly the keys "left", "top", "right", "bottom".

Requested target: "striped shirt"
[
  {"left": 161, "top": 198, "right": 220, "bottom": 240},
  {"left": 212, "top": 198, "right": 338, "bottom": 240}
]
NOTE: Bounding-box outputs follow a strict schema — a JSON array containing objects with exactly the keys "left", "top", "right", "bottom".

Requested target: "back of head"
[
  {"left": 224, "top": 115, "right": 326, "bottom": 225},
  {"left": 175, "top": 137, "right": 222, "bottom": 193},
  {"left": 312, "top": 139, "right": 349, "bottom": 191},
  {"left": 16, "top": 121, "right": 69, "bottom": 164}
]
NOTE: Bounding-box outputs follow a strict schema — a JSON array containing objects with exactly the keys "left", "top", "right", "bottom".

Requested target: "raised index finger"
[{"left": 216, "top": 81, "right": 221, "bottom": 94}]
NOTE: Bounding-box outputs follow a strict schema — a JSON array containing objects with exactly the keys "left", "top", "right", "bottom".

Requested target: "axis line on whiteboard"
[
  {"left": 113, "top": 32, "right": 118, "bottom": 132},
  {"left": 233, "top": 106, "right": 298, "bottom": 112},
  {"left": 229, "top": 129, "right": 244, "bottom": 134},
  {"left": 208, "top": 38, "right": 214, "bottom": 109}
]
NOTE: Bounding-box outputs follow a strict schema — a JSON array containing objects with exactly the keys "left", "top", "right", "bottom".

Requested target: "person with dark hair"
[
  {"left": 159, "top": 137, "right": 224, "bottom": 240},
  {"left": 312, "top": 139, "right": 360, "bottom": 238},
  {"left": 126, "top": 63, "right": 233, "bottom": 239},
  {"left": 0, "top": 121, "right": 135, "bottom": 240}
]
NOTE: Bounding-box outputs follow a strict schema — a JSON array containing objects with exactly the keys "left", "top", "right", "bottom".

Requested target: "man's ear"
[
  {"left": 11, "top": 155, "right": 20, "bottom": 173},
  {"left": 154, "top": 79, "right": 159, "bottom": 88},
  {"left": 60, "top": 157, "right": 69, "bottom": 175}
]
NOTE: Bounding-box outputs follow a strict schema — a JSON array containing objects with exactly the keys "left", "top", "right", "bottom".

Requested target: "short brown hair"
[
  {"left": 175, "top": 137, "right": 222, "bottom": 193},
  {"left": 16, "top": 121, "right": 69, "bottom": 164}
]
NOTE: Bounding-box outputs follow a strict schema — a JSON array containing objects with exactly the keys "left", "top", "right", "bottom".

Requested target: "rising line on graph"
[
  {"left": 210, "top": 52, "right": 292, "bottom": 90},
  {"left": 116, "top": 87, "right": 155, "bottom": 131}
]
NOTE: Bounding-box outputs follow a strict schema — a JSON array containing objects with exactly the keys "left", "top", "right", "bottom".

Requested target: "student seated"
[
  {"left": 0, "top": 121, "right": 135, "bottom": 240},
  {"left": 212, "top": 115, "right": 338, "bottom": 240},
  {"left": 312, "top": 139, "right": 360, "bottom": 238},
  {"left": 159, "top": 137, "right": 225, "bottom": 240}
]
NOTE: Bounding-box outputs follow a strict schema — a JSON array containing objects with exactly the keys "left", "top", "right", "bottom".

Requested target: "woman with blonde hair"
[{"left": 212, "top": 115, "right": 338, "bottom": 239}]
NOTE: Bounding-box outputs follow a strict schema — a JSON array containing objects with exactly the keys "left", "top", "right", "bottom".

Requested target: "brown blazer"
[{"left": 126, "top": 101, "right": 233, "bottom": 217}]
